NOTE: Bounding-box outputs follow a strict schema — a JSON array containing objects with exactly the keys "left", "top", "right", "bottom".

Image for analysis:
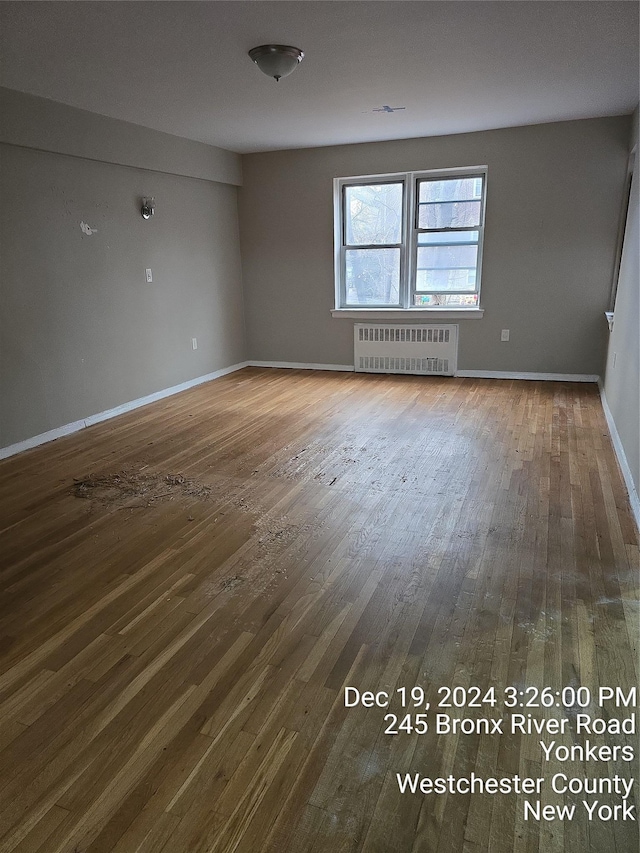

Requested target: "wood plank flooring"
[{"left": 0, "top": 368, "right": 637, "bottom": 853}]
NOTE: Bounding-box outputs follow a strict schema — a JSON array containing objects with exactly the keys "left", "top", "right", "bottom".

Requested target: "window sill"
[{"left": 331, "top": 308, "right": 484, "bottom": 320}]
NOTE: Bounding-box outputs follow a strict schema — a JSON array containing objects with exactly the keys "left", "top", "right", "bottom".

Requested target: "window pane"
[
  {"left": 418, "top": 230, "right": 479, "bottom": 245},
  {"left": 345, "top": 183, "right": 403, "bottom": 245},
  {"left": 414, "top": 293, "right": 479, "bottom": 307},
  {"left": 419, "top": 177, "right": 482, "bottom": 203},
  {"left": 418, "top": 201, "right": 481, "bottom": 229},
  {"left": 345, "top": 248, "right": 400, "bottom": 305},
  {"left": 417, "top": 177, "right": 482, "bottom": 229},
  {"left": 416, "top": 245, "right": 478, "bottom": 292}
]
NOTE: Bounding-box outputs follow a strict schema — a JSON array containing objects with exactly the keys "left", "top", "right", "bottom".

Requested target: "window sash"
[
  {"left": 343, "top": 247, "right": 403, "bottom": 308},
  {"left": 342, "top": 180, "right": 405, "bottom": 248}
]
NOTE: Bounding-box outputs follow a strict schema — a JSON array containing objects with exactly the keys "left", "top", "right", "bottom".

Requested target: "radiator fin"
[
  {"left": 359, "top": 356, "right": 449, "bottom": 374},
  {"left": 357, "top": 327, "right": 451, "bottom": 344}
]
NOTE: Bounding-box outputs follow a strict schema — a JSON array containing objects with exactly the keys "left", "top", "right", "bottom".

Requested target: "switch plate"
[
  {"left": 192, "top": 338, "right": 198, "bottom": 350},
  {"left": 145, "top": 268, "right": 153, "bottom": 283},
  {"left": 501, "top": 329, "right": 510, "bottom": 341}
]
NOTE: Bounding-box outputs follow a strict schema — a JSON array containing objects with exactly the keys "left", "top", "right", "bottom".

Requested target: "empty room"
[{"left": 0, "top": 2, "right": 638, "bottom": 852}]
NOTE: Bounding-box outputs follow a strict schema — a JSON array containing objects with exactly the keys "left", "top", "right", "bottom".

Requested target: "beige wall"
[
  {"left": 603, "top": 106, "right": 639, "bottom": 502},
  {"left": 239, "top": 117, "right": 630, "bottom": 373},
  {"left": 0, "top": 88, "right": 242, "bottom": 186},
  {"left": 1, "top": 93, "right": 245, "bottom": 449}
]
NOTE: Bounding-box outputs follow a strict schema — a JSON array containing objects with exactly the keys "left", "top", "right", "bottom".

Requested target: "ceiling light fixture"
[{"left": 248, "top": 44, "right": 304, "bottom": 82}]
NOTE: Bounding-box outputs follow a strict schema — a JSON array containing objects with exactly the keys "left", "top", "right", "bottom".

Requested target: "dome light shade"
[{"left": 248, "top": 45, "right": 304, "bottom": 81}]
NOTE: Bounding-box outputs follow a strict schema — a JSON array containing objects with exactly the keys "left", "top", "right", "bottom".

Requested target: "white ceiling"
[{"left": 1, "top": 1, "right": 638, "bottom": 154}]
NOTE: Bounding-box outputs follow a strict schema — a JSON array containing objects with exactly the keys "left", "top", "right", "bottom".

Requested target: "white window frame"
[{"left": 333, "top": 166, "right": 487, "bottom": 318}]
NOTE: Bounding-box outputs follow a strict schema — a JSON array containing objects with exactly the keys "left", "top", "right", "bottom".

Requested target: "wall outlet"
[
  {"left": 192, "top": 338, "right": 198, "bottom": 350},
  {"left": 500, "top": 329, "right": 510, "bottom": 342},
  {"left": 145, "top": 268, "right": 153, "bottom": 283}
]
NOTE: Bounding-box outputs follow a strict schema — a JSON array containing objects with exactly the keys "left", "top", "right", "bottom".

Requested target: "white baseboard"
[
  {"left": 0, "top": 362, "right": 250, "bottom": 460},
  {"left": 598, "top": 384, "right": 640, "bottom": 533},
  {"left": 456, "top": 370, "right": 599, "bottom": 383},
  {"left": 249, "top": 361, "right": 354, "bottom": 372},
  {"left": 248, "top": 364, "right": 600, "bottom": 382}
]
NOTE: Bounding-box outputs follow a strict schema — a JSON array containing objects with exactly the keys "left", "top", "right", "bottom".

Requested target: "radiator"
[{"left": 354, "top": 324, "right": 458, "bottom": 376}]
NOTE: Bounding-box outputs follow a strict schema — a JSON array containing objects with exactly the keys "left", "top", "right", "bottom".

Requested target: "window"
[{"left": 334, "top": 168, "right": 487, "bottom": 311}]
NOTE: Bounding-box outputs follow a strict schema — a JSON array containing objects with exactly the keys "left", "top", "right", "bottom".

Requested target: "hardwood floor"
[{"left": 0, "top": 368, "right": 637, "bottom": 853}]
